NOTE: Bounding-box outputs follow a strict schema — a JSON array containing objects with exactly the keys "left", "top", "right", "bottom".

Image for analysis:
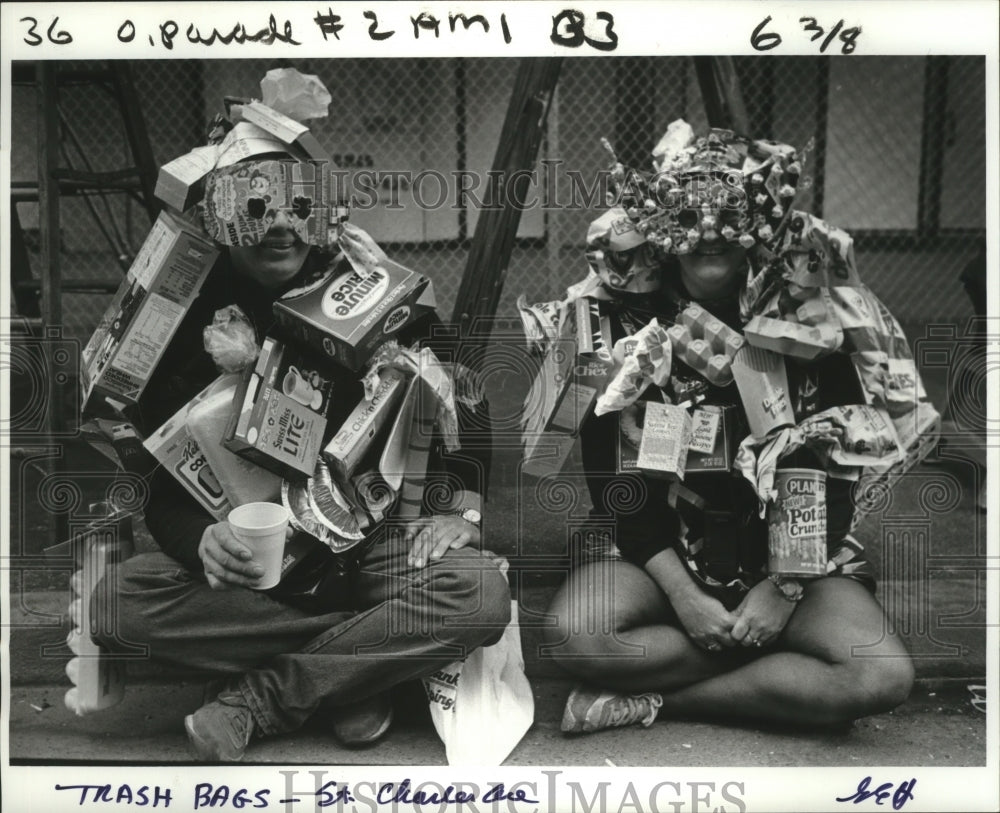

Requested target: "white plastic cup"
[{"left": 227, "top": 502, "right": 290, "bottom": 590}]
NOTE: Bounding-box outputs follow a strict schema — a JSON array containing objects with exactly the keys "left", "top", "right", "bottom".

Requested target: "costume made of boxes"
[
  {"left": 86, "top": 71, "right": 510, "bottom": 736},
  {"left": 519, "top": 122, "right": 940, "bottom": 609}
]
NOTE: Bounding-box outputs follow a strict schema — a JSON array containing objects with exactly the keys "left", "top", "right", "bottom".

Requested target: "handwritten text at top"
[{"left": 19, "top": 9, "right": 620, "bottom": 52}]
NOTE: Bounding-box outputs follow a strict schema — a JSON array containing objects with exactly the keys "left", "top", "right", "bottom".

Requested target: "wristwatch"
[
  {"left": 453, "top": 508, "right": 482, "bottom": 528},
  {"left": 768, "top": 574, "right": 804, "bottom": 602}
]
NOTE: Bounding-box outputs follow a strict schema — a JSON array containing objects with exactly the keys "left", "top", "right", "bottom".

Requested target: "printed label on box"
[
  {"left": 274, "top": 258, "right": 432, "bottom": 371},
  {"left": 81, "top": 211, "right": 218, "bottom": 407},
  {"left": 636, "top": 402, "right": 691, "bottom": 480},
  {"left": 323, "top": 368, "right": 407, "bottom": 482},
  {"left": 113, "top": 294, "right": 185, "bottom": 380},
  {"left": 688, "top": 408, "right": 720, "bottom": 455}
]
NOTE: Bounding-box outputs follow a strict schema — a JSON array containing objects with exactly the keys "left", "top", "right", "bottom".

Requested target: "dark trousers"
[{"left": 92, "top": 536, "right": 510, "bottom": 735}]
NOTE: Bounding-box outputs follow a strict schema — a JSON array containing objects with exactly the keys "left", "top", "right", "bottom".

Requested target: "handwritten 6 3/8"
[{"left": 752, "top": 15, "right": 862, "bottom": 54}]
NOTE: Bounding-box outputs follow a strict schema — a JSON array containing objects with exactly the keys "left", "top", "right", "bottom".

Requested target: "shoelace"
[
  {"left": 217, "top": 696, "right": 255, "bottom": 747},
  {"left": 605, "top": 693, "right": 662, "bottom": 728}
]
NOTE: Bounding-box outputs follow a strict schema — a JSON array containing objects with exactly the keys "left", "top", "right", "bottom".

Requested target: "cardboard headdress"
[
  {"left": 154, "top": 68, "right": 348, "bottom": 248},
  {"left": 606, "top": 120, "right": 807, "bottom": 255},
  {"left": 584, "top": 206, "right": 661, "bottom": 293}
]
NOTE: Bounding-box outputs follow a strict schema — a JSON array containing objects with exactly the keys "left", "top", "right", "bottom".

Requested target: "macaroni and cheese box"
[
  {"left": 81, "top": 211, "right": 219, "bottom": 409},
  {"left": 224, "top": 337, "right": 336, "bottom": 480},
  {"left": 273, "top": 258, "right": 434, "bottom": 371}
]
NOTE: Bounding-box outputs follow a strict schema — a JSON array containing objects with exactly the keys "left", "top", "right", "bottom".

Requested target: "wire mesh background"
[{"left": 10, "top": 56, "right": 986, "bottom": 342}]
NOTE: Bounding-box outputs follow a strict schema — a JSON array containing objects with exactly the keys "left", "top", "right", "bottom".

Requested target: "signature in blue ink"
[{"left": 836, "top": 776, "right": 917, "bottom": 810}]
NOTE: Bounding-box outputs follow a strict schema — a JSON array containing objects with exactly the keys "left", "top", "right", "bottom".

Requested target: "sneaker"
[
  {"left": 184, "top": 691, "right": 256, "bottom": 762},
  {"left": 324, "top": 693, "right": 394, "bottom": 747},
  {"left": 560, "top": 687, "right": 663, "bottom": 734}
]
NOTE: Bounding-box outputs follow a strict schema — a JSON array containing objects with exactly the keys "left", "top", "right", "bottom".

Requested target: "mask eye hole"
[
  {"left": 605, "top": 250, "right": 634, "bottom": 274},
  {"left": 718, "top": 208, "right": 744, "bottom": 227},
  {"left": 677, "top": 210, "right": 699, "bottom": 229}
]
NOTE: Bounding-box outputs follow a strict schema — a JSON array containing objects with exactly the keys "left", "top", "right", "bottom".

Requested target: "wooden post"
[
  {"left": 37, "top": 63, "right": 70, "bottom": 544},
  {"left": 451, "top": 58, "right": 562, "bottom": 353},
  {"left": 693, "top": 56, "right": 750, "bottom": 133}
]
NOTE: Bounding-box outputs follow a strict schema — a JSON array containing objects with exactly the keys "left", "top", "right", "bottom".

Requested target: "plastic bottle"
[{"left": 64, "top": 506, "right": 132, "bottom": 716}]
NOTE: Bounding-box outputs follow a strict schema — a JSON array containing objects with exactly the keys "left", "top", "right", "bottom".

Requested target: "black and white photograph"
[{"left": 2, "top": 2, "right": 997, "bottom": 811}]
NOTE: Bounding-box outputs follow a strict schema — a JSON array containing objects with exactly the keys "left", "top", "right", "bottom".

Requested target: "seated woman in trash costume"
[
  {"left": 525, "top": 122, "right": 936, "bottom": 735},
  {"left": 92, "top": 72, "right": 508, "bottom": 762}
]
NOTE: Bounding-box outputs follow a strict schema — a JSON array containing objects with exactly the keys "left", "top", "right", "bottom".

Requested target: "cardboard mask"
[{"left": 202, "top": 160, "right": 347, "bottom": 247}]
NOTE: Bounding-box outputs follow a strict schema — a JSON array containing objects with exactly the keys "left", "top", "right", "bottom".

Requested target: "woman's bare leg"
[
  {"left": 546, "top": 564, "right": 914, "bottom": 726},
  {"left": 657, "top": 578, "right": 914, "bottom": 725},
  {"left": 544, "top": 560, "right": 752, "bottom": 690}
]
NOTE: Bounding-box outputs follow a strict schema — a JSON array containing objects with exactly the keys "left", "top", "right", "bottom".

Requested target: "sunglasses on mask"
[{"left": 202, "top": 160, "right": 349, "bottom": 248}]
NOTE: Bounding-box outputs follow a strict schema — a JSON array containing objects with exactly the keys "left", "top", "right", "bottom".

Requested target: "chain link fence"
[{"left": 10, "top": 55, "right": 985, "bottom": 343}]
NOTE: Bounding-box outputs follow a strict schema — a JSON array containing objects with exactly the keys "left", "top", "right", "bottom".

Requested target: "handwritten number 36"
[{"left": 20, "top": 16, "right": 73, "bottom": 45}]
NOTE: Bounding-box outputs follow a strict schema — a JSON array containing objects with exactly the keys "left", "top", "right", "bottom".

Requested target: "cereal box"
[{"left": 81, "top": 211, "right": 218, "bottom": 408}]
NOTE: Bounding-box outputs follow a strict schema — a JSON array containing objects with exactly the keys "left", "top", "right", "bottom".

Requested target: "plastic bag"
[
  {"left": 203, "top": 305, "right": 259, "bottom": 373},
  {"left": 423, "top": 563, "right": 534, "bottom": 766}
]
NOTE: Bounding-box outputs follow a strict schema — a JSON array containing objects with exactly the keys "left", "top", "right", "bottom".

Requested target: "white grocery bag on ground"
[{"left": 422, "top": 560, "right": 534, "bottom": 765}]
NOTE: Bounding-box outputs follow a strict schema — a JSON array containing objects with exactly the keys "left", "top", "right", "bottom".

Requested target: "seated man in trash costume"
[
  {"left": 92, "top": 71, "right": 509, "bottom": 761},
  {"left": 521, "top": 122, "right": 938, "bottom": 735}
]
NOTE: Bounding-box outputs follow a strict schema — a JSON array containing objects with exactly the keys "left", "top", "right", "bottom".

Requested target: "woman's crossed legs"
[{"left": 545, "top": 559, "right": 914, "bottom": 728}]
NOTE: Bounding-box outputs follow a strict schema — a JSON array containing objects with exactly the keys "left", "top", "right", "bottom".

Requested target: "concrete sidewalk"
[{"left": 6, "top": 676, "right": 987, "bottom": 767}]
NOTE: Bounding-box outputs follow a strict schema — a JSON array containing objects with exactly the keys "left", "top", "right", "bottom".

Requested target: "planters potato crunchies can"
[{"left": 767, "top": 468, "right": 828, "bottom": 577}]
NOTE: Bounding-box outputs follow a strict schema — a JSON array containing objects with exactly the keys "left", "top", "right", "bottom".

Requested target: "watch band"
[
  {"left": 454, "top": 508, "right": 481, "bottom": 527},
  {"left": 768, "top": 573, "right": 804, "bottom": 602}
]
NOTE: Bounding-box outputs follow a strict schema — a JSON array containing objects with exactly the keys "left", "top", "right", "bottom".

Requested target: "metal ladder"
[{"left": 9, "top": 61, "right": 159, "bottom": 544}]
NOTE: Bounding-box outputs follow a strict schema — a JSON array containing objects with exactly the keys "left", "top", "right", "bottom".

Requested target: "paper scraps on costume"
[
  {"left": 735, "top": 404, "right": 904, "bottom": 512},
  {"left": 339, "top": 221, "right": 389, "bottom": 278},
  {"left": 780, "top": 213, "right": 861, "bottom": 289},
  {"left": 353, "top": 344, "right": 466, "bottom": 520},
  {"left": 594, "top": 319, "right": 672, "bottom": 416},
  {"left": 363, "top": 343, "right": 462, "bottom": 453},
  {"left": 516, "top": 295, "right": 566, "bottom": 355},
  {"left": 743, "top": 285, "right": 844, "bottom": 361}
]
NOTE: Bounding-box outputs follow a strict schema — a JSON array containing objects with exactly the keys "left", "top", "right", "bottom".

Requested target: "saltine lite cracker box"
[
  {"left": 273, "top": 258, "right": 434, "bottom": 371},
  {"left": 81, "top": 211, "right": 218, "bottom": 408}
]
